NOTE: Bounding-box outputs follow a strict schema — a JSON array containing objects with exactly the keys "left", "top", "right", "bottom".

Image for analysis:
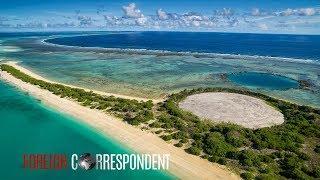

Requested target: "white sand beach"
[
  {"left": 179, "top": 92, "right": 284, "bottom": 129},
  {"left": 0, "top": 65, "right": 239, "bottom": 179}
]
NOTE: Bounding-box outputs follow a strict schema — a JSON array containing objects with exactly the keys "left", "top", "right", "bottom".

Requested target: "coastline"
[
  {"left": 5, "top": 61, "right": 164, "bottom": 103},
  {"left": 0, "top": 65, "right": 239, "bottom": 179}
]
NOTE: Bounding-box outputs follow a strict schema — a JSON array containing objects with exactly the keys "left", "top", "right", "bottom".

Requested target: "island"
[{"left": 1, "top": 62, "right": 319, "bottom": 179}]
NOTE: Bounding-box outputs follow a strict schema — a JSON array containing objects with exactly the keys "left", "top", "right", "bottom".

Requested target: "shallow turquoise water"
[
  {"left": 0, "top": 81, "right": 173, "bottom": 180},
  {"left": 1, "top": 33, "right": 320, "bottom": 107},
  {"left": 228, "top": 72, "right": 299, "bottom": 90}
]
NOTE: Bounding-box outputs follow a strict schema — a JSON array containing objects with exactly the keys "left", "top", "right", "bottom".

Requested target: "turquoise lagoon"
[
  {"left": 228, "top": 72, "right": 299, "bottom": 90},
  {"left": 0, "top": 81, "right": 173, "bottom": 180},
  {"left": 1, "top": 32, "right": 319, "bottom": 108}
]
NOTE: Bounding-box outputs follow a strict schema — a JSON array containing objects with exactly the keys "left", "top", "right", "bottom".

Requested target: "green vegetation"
[
  {"left": 241, "top": 172, "right": 254, "bottom": 180},
  {"left": 174, "top": 142, "right": 183, "bottom": 147},
  {"left": 159, "top": 87, "right": 320, "bottom": 179},
  {"left": 2, "top": 64, "right": 320, "bottom": 179},
  {"left": 315, "top": 145, "right": 320, "bottom": 154}
]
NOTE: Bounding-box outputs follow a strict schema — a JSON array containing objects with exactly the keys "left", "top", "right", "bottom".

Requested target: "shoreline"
[
  {"left": 4, "top": 61, "right": 164, "bottom": 103},
  {"left": 0, "top": 66, "right": 239, "bottom": 179}
]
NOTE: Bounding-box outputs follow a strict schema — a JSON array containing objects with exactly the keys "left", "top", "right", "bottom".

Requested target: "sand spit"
[{"left": 0, "top": 68, "right": 239, "bottom": 180}]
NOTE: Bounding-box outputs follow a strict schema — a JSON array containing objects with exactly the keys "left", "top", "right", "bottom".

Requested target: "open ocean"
[{"left": 46, "top": 31, "right": 320, "bottom": 61}]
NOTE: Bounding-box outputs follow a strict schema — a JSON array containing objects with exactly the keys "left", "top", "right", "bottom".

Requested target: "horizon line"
[{"left": 0, "top": 29, "right": 320, "bottom": 36}]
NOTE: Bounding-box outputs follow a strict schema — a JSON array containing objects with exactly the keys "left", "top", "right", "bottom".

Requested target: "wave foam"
[
  {"left": 0, "top": 46, "right": 22, "bottom": 52},
  {"left": 41, "top": 38, "right": 319, "bottom": 65}
]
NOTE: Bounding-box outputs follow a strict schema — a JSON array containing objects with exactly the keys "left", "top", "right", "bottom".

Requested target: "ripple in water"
[{"left": 0, "top": 45, "right": 22, "bottom": 52}]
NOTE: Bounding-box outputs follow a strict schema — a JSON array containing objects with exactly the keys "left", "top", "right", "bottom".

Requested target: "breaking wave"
[{"left": 42, "top": 37, "right": 319, "bottom": 65}]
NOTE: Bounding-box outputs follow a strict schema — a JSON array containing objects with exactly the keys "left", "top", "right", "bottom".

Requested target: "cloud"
[
  {"left": 120, "top": 3, "right": 148, "bottom": 26},
  {"left": 191, "top": 20, "right": 201, "bottom": 27},
  {"left": 103, "top": 15, "right": 120, "bottom": 25},
  {"left": 297, "top": 8, "right": 316, "bottom": 16},
  {"left": 101, "top": 5, "right": 319, "bottom": 31},
  {"left": 277, "top": 8, "right": 317, "bottom": 16},
  {"left": 251, "top": 8, "right": 261, "bottom": 16},
  {"left": 183, "top": 12, "right": 204, "bottom": 21},
  {"left": 157, "top": 9, "right": 168, "bottom": 20},
  {"left": 1, "top": 3, "right": 319, "bottom": 34},
  {"left": 77, "top": 16, "right": 94, "bottom": 26},
  {"left": 47, "top": 22, "right": 76, "bottom": 28},
  {"left": 257, "top": 23, "right": 268, "bottom": 30},
  {"left": 135, "top": 16, "right": 147, "bottom": 26},
  {"left": 215, "top": 8, "right": 234, "bottom": 17},
  {"left": 122, "top": 3, "right": 143, "bottom": 18},
  {"left": 250, "top": 8, "right": 270, "bottom": 16},
  {"left": 250, "top": 7, "right": 318, "bottom": 17},
  {"left": 0, "top": 16, "right": 10, "bottom": 21},
  {"left": 15, "top": 22, "right": 47, "bottom": 29},
  {"left": 6, "top": 21, "right": 77, "bottom": 29},
  {"left": 279, "top": 8, "right": 294, "bottom": 16}
]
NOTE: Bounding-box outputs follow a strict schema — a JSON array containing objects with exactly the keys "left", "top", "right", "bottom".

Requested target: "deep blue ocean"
[{"left": 46, "top": 31, "right": 320, "bottom": 61}]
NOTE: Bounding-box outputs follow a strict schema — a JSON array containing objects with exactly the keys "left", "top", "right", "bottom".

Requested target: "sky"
[{"left": 0, "top": 0, "right": 320, "bottom": 34}]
